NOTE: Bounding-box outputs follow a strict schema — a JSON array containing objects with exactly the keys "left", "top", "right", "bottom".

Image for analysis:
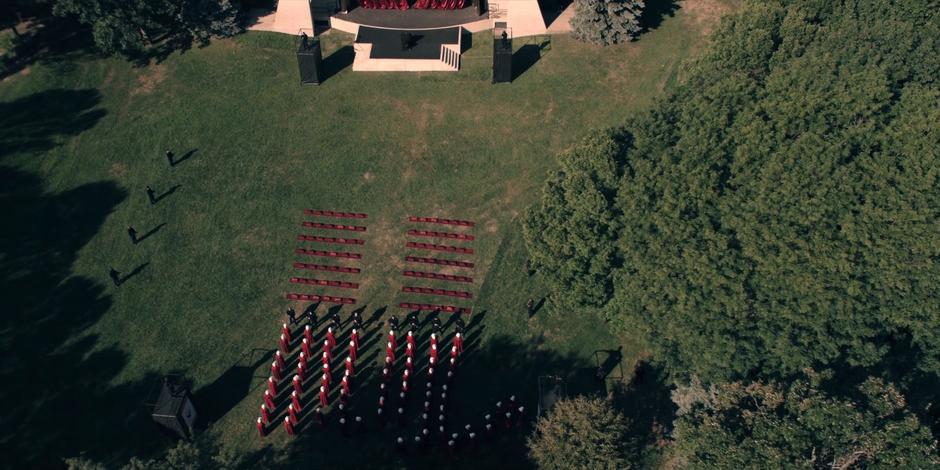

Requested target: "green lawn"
[{"left": 0, "top": 3, "right": 733, "bottom": 467}]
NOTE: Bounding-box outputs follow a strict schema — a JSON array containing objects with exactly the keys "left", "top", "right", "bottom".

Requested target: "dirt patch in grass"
[
  {"left": 131, "top": 64, "right": 167, "bottom": 95},
  {"left": 484, "top": 218, "right": 499, "bottom": 233},
  {"left": 100, "top": 69, "right": 118, "bottom": 90},
  {"left": 109, "top": 162, "right": 128, "bottom": 178},
  {"left": 363, "top": 171, "right": 375, "bottom": 182},
  {"left": 368, "top": 216, "right": 404, "bottom": 271},
  {"left": 239, "top": 226, "right": 272, "bottom": 247},
  {"left": 681, "top": 0, "right": 733, "bottom": 36},
  {"left": 393, "top": 100, "right": 446, "bottom": 183},
  {"left": 2, "top": 66, "right": 30, "bottom": 83}
]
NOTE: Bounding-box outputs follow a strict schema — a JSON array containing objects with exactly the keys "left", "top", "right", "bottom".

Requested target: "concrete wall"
[
  {"left": 248, "top": 0, "right": 315, "bottom": 35},
  {"left": 501, "top": 0, "right": 547, "bottom": 37}
]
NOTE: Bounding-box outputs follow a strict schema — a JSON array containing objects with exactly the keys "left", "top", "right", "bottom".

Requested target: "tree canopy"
[
  {"left": 527, "top": 396, "right": 636, "bottom": 469},
  {"left": 525, "top": 0, "right": 940, "bottom": 385},
  {"left": 671, "top": 371, "right": 939, "bottom": 468},
  {"left": 570, "top": 0, "right": 645, "bottom": 46},
  {"left": 53, "top": 0, "right": 241, "bottom": 55}
]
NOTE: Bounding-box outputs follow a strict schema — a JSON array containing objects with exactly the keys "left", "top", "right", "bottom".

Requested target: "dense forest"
[{"left": 525, "top": 0, "right": 940, "bottom": 465}]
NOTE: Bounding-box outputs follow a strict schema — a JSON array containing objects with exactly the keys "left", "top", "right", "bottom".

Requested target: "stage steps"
[{"left": 440, "top": 44, "right": 461, "bottom": 70}]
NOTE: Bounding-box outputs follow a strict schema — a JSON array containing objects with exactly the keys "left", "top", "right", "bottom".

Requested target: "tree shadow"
[
  {"left": 639, "top": 0, "right": 681, "bottom": 34},
  {"left": 821, "top": 330, "right": 940, "bottom": 437},
  {"left": 0, "top": 16, "right": 97, "bottom": 81},
  {"left": 611, "top": 362, "right": 676, "bottom": 452},
  {"left": 321, "top": 45, "right": 354, "bottom": 84},
  {"left": 0, "top": 166, "right": 172, "bottom": 467},
  {"left": 0, "top": 88, "right": 106, "bottom": 159}
]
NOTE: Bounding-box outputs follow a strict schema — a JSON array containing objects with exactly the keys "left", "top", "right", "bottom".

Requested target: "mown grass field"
[{"left": 0, "top": 1, "right": 736, "bottom": 466}]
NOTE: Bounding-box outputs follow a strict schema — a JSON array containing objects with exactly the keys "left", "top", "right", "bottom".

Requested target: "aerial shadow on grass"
[
  {"left": 0, "top": 166, "right": 172, "bottom": 467},
  {"left": 639, "top": 0, "right": 681, "bottom": 34},
  {"left": 321, "top": 45, "right": 354, "bottom": 84},
  {"left": 153, "top": 185, "right": 181, "bottom": 204},
  {"left": 137, "top": 223, "right": 167, "bottom": 243},
  {"left": 611, "top": 362, "right": 676, "bottom": 453},
  {"left": 461, "top": 29, "right": 474, "bottom": 53},
  {"left": 195, "top": 349, "right": 272, "bottom": 425},
  {"left": 172, "top": 149, "right": 198, "bottom": 166},
  {"left": 119, "top": 262, "right": 151, "bottom": 283},
  {"left": 0, "top": 88, "right": 106, "bottom": 159},
  {"left": 512, "top": 38, "right": 550, "bottom": 81},
  {"left": 253, "top": 331, "right": 599, "bottom": 469},
  {"left": 0, "top": 16, "right": 97, "bottom": 81}
]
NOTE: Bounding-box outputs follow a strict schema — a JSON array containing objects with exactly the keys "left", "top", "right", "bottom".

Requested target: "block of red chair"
[
  {"left": 401, "top": 270, "right": 473, "bottom": 283},
  {"left": 297, "top": 235, "right": 365, "bottom": 245},
  {"left": 407, "top": 229, "right": 475, "bottom": 241},
  {"left": 399, "top": 302, "right": 472, "bottom": 315},
  {"left": 290, "top": 277, "right": 359, "bottom": 289},
  {"left": 402, "top": 286, "right": 473, "bottom": 299},
  {"left": 408, "top": 216, "right": 475, "bottom": 227},
  {"left": 295, "top": 248, "right": 362, "bottom": 259},
  {"left": 303, "top": 210, "right": 368, "bottom": 219},
  {"left": 406, "top": 242, "right": 474, "bottom": 254},
  {"left": 286, "top": 293, "right": 357, "bottom": 304},
  {"left": 404, "top": 256, "right": 474, "bottom": 269},
  {"left": 302, "top": 221, "right": 367, "bottom": 232},
  {"left": 293, "top": 262, "right": 361, "bottom": 274}
]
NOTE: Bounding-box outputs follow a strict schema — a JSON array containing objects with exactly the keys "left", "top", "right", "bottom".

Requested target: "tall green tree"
[
  {"left": 52, "top": 0, "right": 242, "bottom": 55},
  {"left": 570, "top": 0, "right": 645, "bottom": 46},
  {"left": 671, "top": 371, "right": 940, "bottom": 468},
  {"left": 526, "top": 0, "right": 940, "bottom": 386},
  {"left": 527, "top": 396, "right": 636, "bottom": 469},
  {"left": 53, "top": 0, "right": 171, "bottom": 54},
  {"left": 523, "top": 128, "right": 627, "bottom": 307}
]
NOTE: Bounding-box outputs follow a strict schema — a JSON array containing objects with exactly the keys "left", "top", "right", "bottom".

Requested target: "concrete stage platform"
[
  {"left": 357, "top": 26, "right": 461, "bottom": 60},
  {"left": 352, "top": 25, "right": 463, "bottom": 72}
]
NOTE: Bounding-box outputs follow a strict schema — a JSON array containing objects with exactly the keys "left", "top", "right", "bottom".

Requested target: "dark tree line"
[
  {"left": 4, "top": 0, "right": 241, "bottom": 58},
  {"left": 525, "top": 0, "right": 940, "bottom": 465}
]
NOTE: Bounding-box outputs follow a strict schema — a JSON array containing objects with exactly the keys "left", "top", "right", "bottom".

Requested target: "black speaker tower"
[
  {"left": 492, "top": 22, "right": 512, "bottom": 84},
  {"left": 297, "top": 33, "right": 323, "bottom": 86}
]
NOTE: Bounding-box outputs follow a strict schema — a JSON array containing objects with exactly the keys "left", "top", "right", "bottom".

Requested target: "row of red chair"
[
  {"left": 290, "top": 277, "right": 359, "bottom": 289},
  {"left": 295, "top": 248, "right": 362, "bottom": 259},
  {"left": 408, "top": 216, "right": 475, "bottom": 227},
  {"left": 302, "top": 222, "right": 367, "bottom": 232},
  {"left": 303, "top": 210, "right": 367, "bottom": 219},
  {"left": 402, "top": 286, "right": 473, "bottom": 299},
  {"left": 405, "top": 256, "right": 474, "bottom": 268},
  {"left": 406, "top": 242, "right": 474, "bottom": 254},
  {"left": 399, "top": 302, "right": 471, "bottom": 315},
  {"left": 402, "top": 270, "right": 473, "bottom": 283},
  {"left": 296, "top": 235, "right": 365, "bottom": 245},
  {"left": 287, "top": 293, "right": 356, "bottom": 304},
  {"left": 407, "top": 229, "right": 475, "bottom": 241},
  {"left": 292, "top": 262, "right": 361, "bottom": 274}
]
